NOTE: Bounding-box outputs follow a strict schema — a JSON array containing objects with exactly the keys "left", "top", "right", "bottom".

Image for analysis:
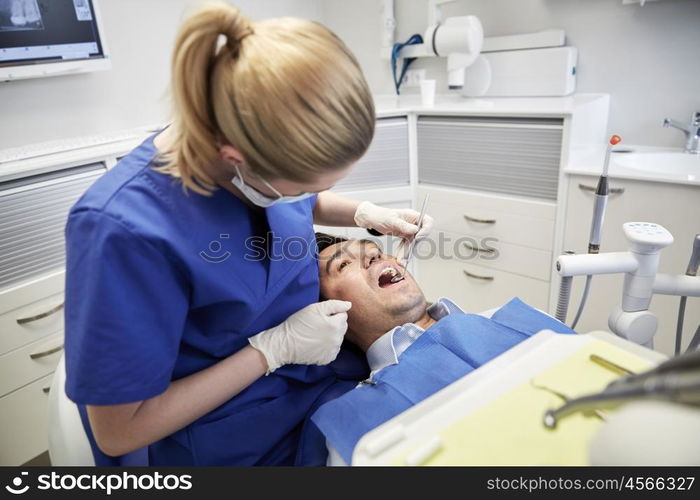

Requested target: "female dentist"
[{"left": 63, "top": 4, "right": 432, "bottom": 466}]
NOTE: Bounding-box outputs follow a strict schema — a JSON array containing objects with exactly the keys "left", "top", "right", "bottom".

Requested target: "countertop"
[
  {"left": 566, "top": 145, "right": 700, "bottom": 187},
  {"left": 374, "top": 93, "right": 607, "bottom": 118}
]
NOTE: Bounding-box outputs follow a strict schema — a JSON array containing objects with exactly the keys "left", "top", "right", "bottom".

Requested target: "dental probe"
[{"left": 391, "top": 193, "right": 430, "bottom": 283}]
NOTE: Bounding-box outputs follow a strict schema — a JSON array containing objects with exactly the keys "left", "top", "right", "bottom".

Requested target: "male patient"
[{"left": 310, "top": 232, "right": 574, "bottom": 465}]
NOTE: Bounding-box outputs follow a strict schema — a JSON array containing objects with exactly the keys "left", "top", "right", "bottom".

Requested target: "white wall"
[
  {"left": 320, "top": 0, "right": 700, "bottom": 147},
  {"left": 0, "top": 0, "right": 323, "bottom": 149}
]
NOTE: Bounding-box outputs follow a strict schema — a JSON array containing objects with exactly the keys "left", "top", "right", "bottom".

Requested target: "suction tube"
[
  {"left": 675, "top": 234, "right": 700, "bottom": 354},
  {"left": 555, "top": 251, "right": 575, "bottom": 323}
]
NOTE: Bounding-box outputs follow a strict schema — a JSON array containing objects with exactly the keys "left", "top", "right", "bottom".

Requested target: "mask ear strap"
[
  {"left": 259, "top": 176, "right": 284, "bottom": 199},
  {"left": 233, "top": 163, "right": 245, "bottom": 181}
]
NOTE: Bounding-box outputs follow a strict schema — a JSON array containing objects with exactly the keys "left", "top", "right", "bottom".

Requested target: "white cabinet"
[
  {"left": 417, "top": 185, "right": 557, "bottom": 312},
  {"left": 0, "top": 162, "right": 104, "bottom": 465},
  {"left": 562, "top": 174, "right": 700, "bottom": 356}
]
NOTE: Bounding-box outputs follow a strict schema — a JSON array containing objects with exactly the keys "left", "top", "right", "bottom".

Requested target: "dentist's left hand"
[{"left": 354, "top": 201, "right": 434, "bottom": 240}]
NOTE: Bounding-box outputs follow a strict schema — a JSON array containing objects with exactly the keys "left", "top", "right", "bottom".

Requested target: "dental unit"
[
  {"left": 555, "top": 133, "right": 700, "bottom": 349},
  {"left": 392, "top": 0, "right": 485, "bottom": 92}
]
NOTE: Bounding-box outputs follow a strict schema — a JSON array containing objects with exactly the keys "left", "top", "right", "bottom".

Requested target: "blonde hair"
[{"left": 157, "top": 2, "right": 376, "bottom": 195}]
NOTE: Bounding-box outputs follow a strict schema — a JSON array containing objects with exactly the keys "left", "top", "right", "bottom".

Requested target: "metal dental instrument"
[
  {"left": 391, "top": 193, "right": 430, "bottom": 283},
  {"left": 543, "top": 349, "right": 700, "bottom": 429},
  {"left": 530, "top": 380, "right": 606, "bottom": 423},
  {"left": 589, "top": 354, "right": 635, "bottom": 376}
]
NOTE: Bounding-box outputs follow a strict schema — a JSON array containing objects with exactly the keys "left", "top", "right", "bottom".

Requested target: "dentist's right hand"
[{"left": 248, "top": 300, "right": 352, "bottom": 374}]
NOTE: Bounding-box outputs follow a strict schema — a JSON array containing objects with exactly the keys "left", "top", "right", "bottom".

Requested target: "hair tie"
[{"left": 226, "top": 26, "right": 254, "bottom": 55}]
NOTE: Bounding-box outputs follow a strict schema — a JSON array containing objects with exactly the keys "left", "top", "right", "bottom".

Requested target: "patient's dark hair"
[
  {"left": 315, "top": 232, "right": 349, "bottom": 254},
  {"left": 315, "top": 232, "right": 349, "bottom": 301}
]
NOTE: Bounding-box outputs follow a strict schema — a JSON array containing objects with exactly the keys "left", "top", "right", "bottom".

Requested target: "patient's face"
[{"left": 318, "top": 240, "right": 427, "bottom": 346}]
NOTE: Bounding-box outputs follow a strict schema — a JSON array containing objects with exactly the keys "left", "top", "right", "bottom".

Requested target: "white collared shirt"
[{"left": 365, "top": 297, "right": 468, "bottom": 377}]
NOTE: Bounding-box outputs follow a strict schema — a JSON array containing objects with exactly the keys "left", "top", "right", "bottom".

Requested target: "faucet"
[{"left": 663, "top": 111, "right": 700, "bottom": 154}]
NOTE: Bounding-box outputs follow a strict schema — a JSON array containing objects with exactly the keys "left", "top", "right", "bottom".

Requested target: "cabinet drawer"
[
  {"left": 0, "top": 331, "right": 63, "bottom": 397},
  {"left": 423, "top": 198, "right": 555, "bottom": 251},
  {"left": 418, "top": 257, "right": 550, "bottom": 313},
  {"left": 419, "top": 230, "right": 552, "bottom": 281},
  {"left": 0, "top": 286, "right": 64, "bottom": 355},
  {"left": 418, "top": 185, "right": 556, "bottom": 250},
  {"left": 0, "top": 372, "right": 53, "bottom": 465},
  {"left": 418, "top": 185, "right": 556, "bottom": 221}
]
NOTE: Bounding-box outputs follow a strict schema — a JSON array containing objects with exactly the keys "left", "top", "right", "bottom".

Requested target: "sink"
[{"left": 612, "top": 152, "right": 700, "bottom": 177}]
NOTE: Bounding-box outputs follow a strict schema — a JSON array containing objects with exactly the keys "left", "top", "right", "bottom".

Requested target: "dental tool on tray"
[
  {"left": 543, "top": 349, "right": 700, "bottom": 429},
  {"left": 390, "top": 193, "right": 430, "bottom": 283}
]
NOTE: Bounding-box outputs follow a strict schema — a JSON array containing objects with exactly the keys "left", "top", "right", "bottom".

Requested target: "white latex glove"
[
  {"left": 354, "top": 201, "right": 434, "bottom": 240},
  {"left": 248, "top": 300, "right": 352, "bottom": 374}
]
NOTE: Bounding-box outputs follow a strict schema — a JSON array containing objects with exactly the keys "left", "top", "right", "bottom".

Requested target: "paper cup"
[{"left": 420, "top": 79, "right": 436, "bottom": 108}]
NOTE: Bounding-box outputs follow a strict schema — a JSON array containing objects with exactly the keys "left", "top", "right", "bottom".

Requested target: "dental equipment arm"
[
  {"left": 395, "top": 0, "right": 484, "bottom": 90},
  {"left": 556, "top": 222, "right": 700, "bottom": 348}
]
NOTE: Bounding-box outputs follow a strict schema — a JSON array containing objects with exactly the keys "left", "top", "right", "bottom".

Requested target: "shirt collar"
[{"left": 365, "top": 297, "right": 464, "bottom": 375}]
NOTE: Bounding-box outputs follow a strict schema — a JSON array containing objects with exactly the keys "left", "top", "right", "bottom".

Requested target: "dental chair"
[{"left": 47, "top": 354, "right": 95, "bottom": 465}]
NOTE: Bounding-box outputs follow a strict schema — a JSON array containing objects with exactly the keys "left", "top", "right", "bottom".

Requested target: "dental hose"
[
  {"left": 555, "top": 253, "right": 575, "bottom": 323},
  {"left": 675, "top": 234, "right": 700, "bottom": 354},
  {"left": 569, "top": 135, "right": 621, "bottom": 330}
]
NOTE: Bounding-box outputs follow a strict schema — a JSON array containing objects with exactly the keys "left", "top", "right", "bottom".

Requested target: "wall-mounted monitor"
[{"left": 0, "top": 0, "right": 109, "bottom": 82}]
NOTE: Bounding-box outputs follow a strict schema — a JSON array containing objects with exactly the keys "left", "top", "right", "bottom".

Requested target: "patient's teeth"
[{"left": 380, "top": 267, "right": 397, "bottom": 277}]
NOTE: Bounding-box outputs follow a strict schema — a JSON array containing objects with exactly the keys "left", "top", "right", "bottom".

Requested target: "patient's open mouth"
[{"left": 378, "top": 267, "right": 404, "bottom": 288}]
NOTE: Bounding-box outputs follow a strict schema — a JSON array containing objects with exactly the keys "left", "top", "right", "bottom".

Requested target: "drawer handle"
[
  {"left": 463, "top": 214, "right": 496, "bottom": 224},
  {"left": 43, "top": 385, "right": 51, "bottom": 394},
  {"left": 463, "top": 270, "right": 495, "bottom": 281},
  {"left": 463, "top": 242, "right": 496, "bottom": 254},
  {"left": 16, "top": 302, "right": 64, "bottom": 325},
  {"left": 30, "top": 343, "right": 64, "bottom": 360},
  {"left": 578, "top": 183, "right": 625, "bottom": 195}
]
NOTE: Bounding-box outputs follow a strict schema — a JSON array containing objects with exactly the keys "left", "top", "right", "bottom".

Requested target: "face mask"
[{"left": 231, "top": 164, "right": 315, "bottom": 207}]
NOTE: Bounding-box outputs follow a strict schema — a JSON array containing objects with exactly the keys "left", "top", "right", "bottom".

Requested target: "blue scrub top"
[{"left": 64, "top": 134, "right": 368, "bottom": 465}]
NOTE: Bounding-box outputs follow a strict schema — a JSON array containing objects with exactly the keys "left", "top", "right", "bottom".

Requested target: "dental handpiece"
[
  {"left": 588, "top": 134, "right": 621, "bottom": 254},
  {"left": 685, "top": 234, "right": 700, "bottom": 277}
]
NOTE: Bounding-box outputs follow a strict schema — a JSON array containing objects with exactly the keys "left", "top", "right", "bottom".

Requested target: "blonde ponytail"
[{"left": 158, "top": 2, "right": 375, "bottom": 195}]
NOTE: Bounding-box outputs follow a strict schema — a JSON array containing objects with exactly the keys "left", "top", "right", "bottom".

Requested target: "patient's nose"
[{"left": 363, "top": 246, "right": 382, "bottom": 269}]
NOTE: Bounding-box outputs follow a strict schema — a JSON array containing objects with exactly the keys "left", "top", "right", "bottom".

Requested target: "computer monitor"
[{"left": 0, "top": 0, "right": 110, "bottom": 82}]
